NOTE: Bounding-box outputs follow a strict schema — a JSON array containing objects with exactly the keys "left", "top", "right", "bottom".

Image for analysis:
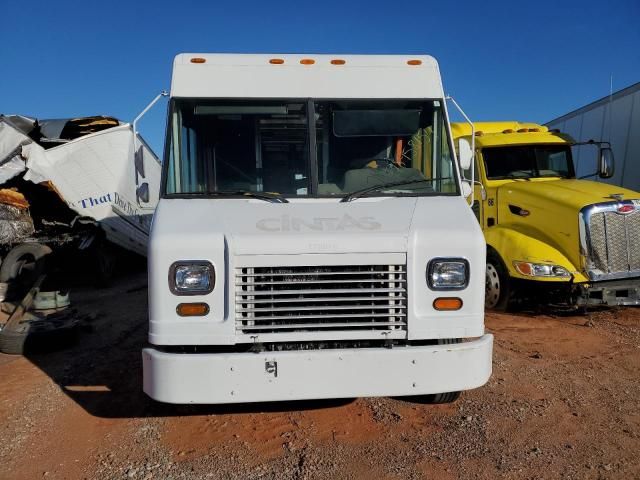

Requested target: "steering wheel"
[{"left": 370, "top": 157, "right": 401, "bottom": 169}]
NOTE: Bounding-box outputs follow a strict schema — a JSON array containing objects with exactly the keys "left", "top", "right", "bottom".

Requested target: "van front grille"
[{"left": 235, "top": 264, "right": 407, "bottom": 334}]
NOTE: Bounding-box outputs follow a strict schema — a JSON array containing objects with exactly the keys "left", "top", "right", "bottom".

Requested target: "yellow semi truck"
[{"left": 452, "top": 121, "right": 640, "bottom": 310}]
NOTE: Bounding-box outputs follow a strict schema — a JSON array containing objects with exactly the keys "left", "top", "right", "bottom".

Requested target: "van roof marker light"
[
  {"left": 330, "top": 59, "right": 346, "bottom": 65},
  {"left": 300, "top": 59, "right": 315, "bottom": 65},
  {"left": 407, "top": 59, "right": 422, "bottom": 66},
  {"left": 190, "top": 58, "right": 206, "bottom": 64},
  {"left": 269, "top": 58, "right": 285, "bottom": 65}
]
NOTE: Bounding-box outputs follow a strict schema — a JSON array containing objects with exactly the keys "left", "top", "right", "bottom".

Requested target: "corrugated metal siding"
[{"left": 547, "top": 82, "right": 640, "bottom": 192}]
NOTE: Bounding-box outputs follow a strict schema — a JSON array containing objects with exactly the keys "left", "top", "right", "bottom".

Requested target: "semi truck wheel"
[{"left": 485, "top": 251, "right": 511, "bottom": 311}]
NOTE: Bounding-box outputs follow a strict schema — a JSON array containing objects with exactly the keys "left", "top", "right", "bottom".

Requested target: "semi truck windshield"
[
  {"left": 164, "top": 99, "right": 458, "bottom": 197},
  {"left": 483, "top": 145, "right": 574, "bottom": 180}
]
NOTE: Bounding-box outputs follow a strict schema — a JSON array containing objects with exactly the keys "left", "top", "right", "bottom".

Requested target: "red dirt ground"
[{"left": 1, "top": 272, "right": 638, "bottom": 479}]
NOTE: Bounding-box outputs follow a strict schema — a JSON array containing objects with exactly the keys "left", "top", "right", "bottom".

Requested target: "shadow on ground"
[{"left": 22, "top": 266, "right": 354, "bottom": 419}]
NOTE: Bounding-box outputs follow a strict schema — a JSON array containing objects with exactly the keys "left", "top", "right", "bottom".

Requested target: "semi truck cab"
[
  {"left": 452, "top": 122, "right": 640, "bottom": 309},
  {"left": 143, "top": 54, "right": 493, "bottom": 404}
]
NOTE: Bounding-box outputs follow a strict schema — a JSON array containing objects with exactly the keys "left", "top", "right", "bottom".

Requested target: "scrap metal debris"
[
  {"left": 0, "top": 112, "right": 160, "bottom": 351},
  {"left": 0, "top": 113, "right": 160, "bottom": 258}
]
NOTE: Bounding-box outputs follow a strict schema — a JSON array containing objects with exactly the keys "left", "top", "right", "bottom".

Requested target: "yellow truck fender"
[{"left": 484, "top": 226, "right": 587, "bottom": 283}]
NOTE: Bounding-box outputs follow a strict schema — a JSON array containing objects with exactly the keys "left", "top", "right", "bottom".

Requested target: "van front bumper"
[{"left": 142, "top": 334, "right": 493, "bottom": 404}]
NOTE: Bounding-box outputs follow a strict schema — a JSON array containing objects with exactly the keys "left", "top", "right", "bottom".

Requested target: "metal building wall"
[{"left": 546, "top": 82, "right": 640, "bottom": 192}]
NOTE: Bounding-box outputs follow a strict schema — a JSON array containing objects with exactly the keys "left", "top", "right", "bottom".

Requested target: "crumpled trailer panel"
[{"left": 0, "top": 115, "right": 160, "bottom": 256}]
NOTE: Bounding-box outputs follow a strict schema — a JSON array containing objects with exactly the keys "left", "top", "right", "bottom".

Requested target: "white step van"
[{"left": 143, "top": 53, "right": 493, "bottom": 404}]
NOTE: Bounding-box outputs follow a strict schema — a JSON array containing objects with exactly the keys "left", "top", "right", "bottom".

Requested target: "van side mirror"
[
  {"left": 461, "top": 181, "right": 472, "bottom": 198},
  {"left": 598, "top": 147, "right": 614, "bottom": 179},
  {"left": 458, "top": 138, "right": 473, "bottom": 171}
]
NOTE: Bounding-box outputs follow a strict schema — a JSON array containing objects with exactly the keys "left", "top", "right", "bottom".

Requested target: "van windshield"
[
  {"left": 164, "top": 99, "right": 458, "bottom": 197},
  {"left": 483, "top": 145, "right": 574, "bottom": 180}
]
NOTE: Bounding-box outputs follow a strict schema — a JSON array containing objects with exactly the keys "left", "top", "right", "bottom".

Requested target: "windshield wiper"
[
  {"left": 498, "top": 174, "right": 531, "bottom": 181},
  {"left": 340, "top": 179, "right": 432, "bottom": 203},
  {"left": 207, "top": 191, "right": 289, "bottom": 203}
]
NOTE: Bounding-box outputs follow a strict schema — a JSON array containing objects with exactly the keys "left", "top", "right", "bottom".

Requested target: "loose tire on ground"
[
  {"left": 0, "top": 243, "right": 52, "bottom": 300},
  {"left": 0, "top": 329, "right": 28, "bottom": 355},
  {"left": 0, "top": 314, "right": 79, "bottom": 355}
]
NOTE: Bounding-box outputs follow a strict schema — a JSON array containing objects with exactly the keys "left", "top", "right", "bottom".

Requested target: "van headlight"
[
  {"left": 169, "top": 261, "right": 215, "bottom": 295},
  {"left": 513, "top": 261, "right": 571, "bottom": 278},
  {"left": 427, "top": 258, "right": 469, "bottom": 290}
]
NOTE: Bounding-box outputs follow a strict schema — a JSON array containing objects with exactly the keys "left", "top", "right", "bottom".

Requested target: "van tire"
[
  {"left": 406, "top": 339, "right": 461, "bottom": 404},
  {"left": 486, "top": 250, "right": 511, "bottom": 311},
  {"left": 420, "top": 391, "right": 461, "bottom": 404}
]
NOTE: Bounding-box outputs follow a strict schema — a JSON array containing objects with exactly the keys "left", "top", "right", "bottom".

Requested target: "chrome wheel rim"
[{"left": 485, "top": 263, "right": 501, "bottom": 308}]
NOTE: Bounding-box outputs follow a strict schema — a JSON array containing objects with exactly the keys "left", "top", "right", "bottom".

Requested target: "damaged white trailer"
[{"left": 0, "top": 113, "right": 160, "bottom": 295}]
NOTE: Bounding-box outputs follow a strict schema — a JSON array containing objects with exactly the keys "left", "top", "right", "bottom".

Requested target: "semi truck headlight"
[
  {"left": 427, "top": 258, "right": 469, "bottom": 290},
  {"left": 513, "top": 261, "right": 570, "bottom": 278},
  {"left": 169, "top": 261, "right": 215, "bottom": 294}
]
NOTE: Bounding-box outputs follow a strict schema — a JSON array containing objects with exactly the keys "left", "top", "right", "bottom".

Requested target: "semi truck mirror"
[
  {"left": 598, "top": 147, "right": 614, "bottom": 179},
  {"left": 135, "top": 146, "right": 146, "bottom": 180},
  {"left": 458, "top": 138, "right": 473, "bottom": 171},
  {"left": 137, "top": 182, "right": 150, "bottom": 203},
  {"left": 461, "top": 181, "right": 472, "bottom": 198}
]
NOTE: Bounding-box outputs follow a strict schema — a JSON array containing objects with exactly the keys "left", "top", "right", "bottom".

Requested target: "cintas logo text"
[{"left": 256, "top": 214, "right": 381, "bottom": 232}]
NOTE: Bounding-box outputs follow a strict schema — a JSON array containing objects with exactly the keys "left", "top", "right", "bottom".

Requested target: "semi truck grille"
[
  {"left": 235, "top": 264, "right": 407, "bottom": 334},
  {"left": 587, "top": 209, "right": 640, "bottom": 275}
]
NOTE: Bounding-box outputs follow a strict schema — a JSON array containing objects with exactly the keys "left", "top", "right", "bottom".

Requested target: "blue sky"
[{"left": 2, "top": 0, "right": 638, "bottom": 155}]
